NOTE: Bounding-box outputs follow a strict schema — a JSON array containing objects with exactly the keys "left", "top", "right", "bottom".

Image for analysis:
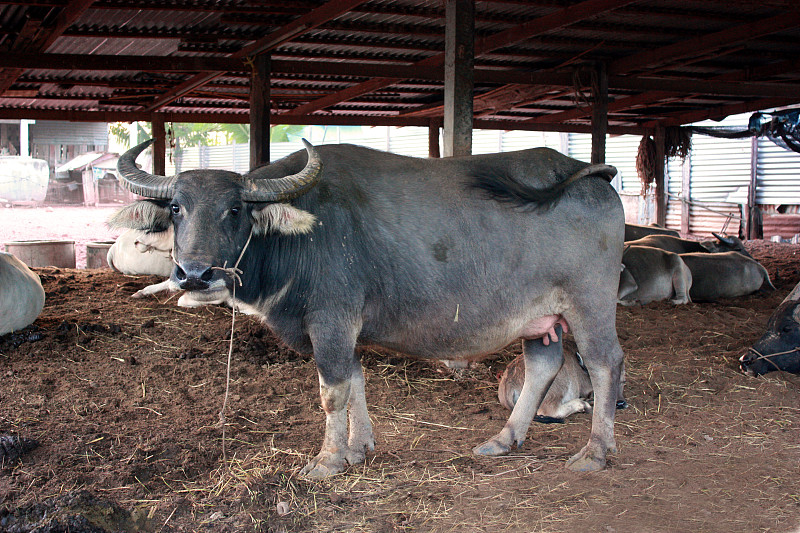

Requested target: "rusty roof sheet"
[{"left": 0, "top": 0, "right": 797, "bottom": 133}]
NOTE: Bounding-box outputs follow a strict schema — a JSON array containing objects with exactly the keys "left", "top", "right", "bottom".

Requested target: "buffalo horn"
[
  {"left": 712, "top": 232, "right": 735, "bottom": 245},
  {"left": 116, "top": 139, "right": 177, "bottom": 199},
  {"left": 242, "top": 139, "right": 323, "bottom": 202}
]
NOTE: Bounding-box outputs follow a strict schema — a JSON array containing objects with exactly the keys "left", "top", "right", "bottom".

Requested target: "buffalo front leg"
[
  {"left": 474, "top": 325, "right": 565, "bottom": 456},
  {"left": 301, "top": 327, "right": 373, "bottom": 479}
]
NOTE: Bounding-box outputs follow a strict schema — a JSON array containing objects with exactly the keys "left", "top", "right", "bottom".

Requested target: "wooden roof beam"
[
  {"left": 609, "top": 11, "right": 800, "bottom": 75},
  {"left": 142, "top": 0, "right": 370, "bottom": 113},
  {"left": 530, "top": 57, "right": 800, "bottom": 126},
  {"left": 0, "top": 0, "right": 94, "bottom": 93},
  {"left": 643, "top": 97, "right": 799, "bottom": 128},
  {"left": 284, "top": 0, "right": 636, "bottom": 116}
]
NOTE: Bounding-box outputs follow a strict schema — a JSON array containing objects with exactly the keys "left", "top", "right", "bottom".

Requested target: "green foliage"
[{"left": 109, "top": 122, "right": 310, "bottom": 149}]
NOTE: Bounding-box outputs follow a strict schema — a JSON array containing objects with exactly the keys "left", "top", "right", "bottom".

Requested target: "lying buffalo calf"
[
  {"left": 740, "top": 281, "right": 800, "bottom": 375},
  {"left": 0, "top": 252, "right": 45, "bottom": 336},
  {"left": 618, "top": 245, "right": 692, "bottom": 305},
  {"left": 498, "top": 327, "right": 627, "bottom": 422},
  {"left": 680, "top": 252, "right": 774, "bottom": 301},
  {"left": 624, "top": 223, "right": 679, "bottom": 242},
  {"left": 113, "top": 139, "right": 625, "bottom": 477}
]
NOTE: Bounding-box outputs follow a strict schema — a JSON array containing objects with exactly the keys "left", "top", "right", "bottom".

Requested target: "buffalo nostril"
[
  {"left": 200, "top": 268, "right": 214, "bottom": 282},
  {"left": 175, "top": 266, "right": 187, "bottom": 280}
]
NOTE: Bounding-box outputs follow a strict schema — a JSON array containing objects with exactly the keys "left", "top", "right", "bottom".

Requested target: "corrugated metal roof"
[{"left": 0, "top": 0, "right": 796, "bottom": 132}]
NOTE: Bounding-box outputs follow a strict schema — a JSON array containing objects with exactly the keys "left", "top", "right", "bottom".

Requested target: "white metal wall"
[
  {"left": 159, "top": 120, "right": 798, "bottom": 237},
  {"left": 757, "top": 137, "right": 800, "bottom": 205}
]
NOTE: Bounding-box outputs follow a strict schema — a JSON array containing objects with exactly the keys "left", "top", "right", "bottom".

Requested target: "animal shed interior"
[{"left": 0, "top": 239, "right": 798, "bottom": 532}]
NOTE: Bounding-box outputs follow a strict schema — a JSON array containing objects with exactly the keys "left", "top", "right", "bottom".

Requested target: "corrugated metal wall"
[
  {"left": 157, "top": 121, "right": 799, "bottom": 238},
  {"left": 757, "top": 137, "right": 800, "bottom": 205},
  {"left": 29, "top": 121, "right": 108, "bottom": 146}
]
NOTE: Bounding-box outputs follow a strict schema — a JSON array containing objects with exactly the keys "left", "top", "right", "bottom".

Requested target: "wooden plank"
[
  {"left": 151, "top": 116, "right": 166, "bottom": 176},
  {"left": 144, "top": 0, "right": 369, "bottom": 112},
  {"left": 442, "top": 0, "right": 473, "bottom": 157},
  {"left": 654, "top": 127, "right": 666, "bottom": 227},
  {"left": 249, "top": 54, "right": 270, "bottom": 168},
  {"left": 591, "top": 62, "right": 608, "bottom": 165}
]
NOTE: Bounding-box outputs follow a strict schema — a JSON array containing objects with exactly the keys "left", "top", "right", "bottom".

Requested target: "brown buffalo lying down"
[{"left": 499, "top": 334, "right": 627, "bottom": 423}]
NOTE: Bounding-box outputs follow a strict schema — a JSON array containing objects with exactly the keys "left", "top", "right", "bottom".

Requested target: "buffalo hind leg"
[
  {"left": 473, "top": 325, "right": 565, "bottom": 456},
  {"left": 564, "top": 306, "right": 623, "bottom": 472},
  {"left": 301, "top": 327, "right": 372, "bottom": 479}
]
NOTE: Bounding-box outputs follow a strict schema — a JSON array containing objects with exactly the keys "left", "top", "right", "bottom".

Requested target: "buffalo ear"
[
  {"left": 251, "top": 202, "right": 317, "bottom": 235},
  {"left": 108, "top": 200, "right": 170, "bottom": 232}
]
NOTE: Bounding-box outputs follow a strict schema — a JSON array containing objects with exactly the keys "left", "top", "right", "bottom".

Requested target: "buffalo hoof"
[
  {"left": 300, "top": 447, "right": 367, "bottom": 479},
  {"left": 565, "top": 445, "right": 607, "bottom": 472},
  {"left": 473, "top": 437, "right": 512, "bottom": 457}
]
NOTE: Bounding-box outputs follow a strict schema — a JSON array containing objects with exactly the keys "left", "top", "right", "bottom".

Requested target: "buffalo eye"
[
  {"left": 170, "top": 203, "right": 180, "bottom": 215},
  {"left": 782, "top": 323, "right": 794, "bottom": 333},
  {"left": 230, "top": 207, "right": 240, "bottom": 217}
]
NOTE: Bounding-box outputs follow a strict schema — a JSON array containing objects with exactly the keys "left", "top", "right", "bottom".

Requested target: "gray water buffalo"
[
  {"left": 0, "top": 252, "right": 45, "bottom": 335},
  {"left": 106, "top": 219, "right": 243, "bottom": 309},
  {"left": 618, "top": 245, "right": 692, "bottom": 305},
  {"left": 740, "top": 281, "right": 800, "bottom": 375},
  {"left": 680, "top": 252, "right": 774, "bottom": 301},
  {"left": 498, "top": 327, "right": 627, "bottom": 422},
  {"left": 625, "top": 233, "right": 752, "bottom": 258},
  {"left": 113, "top": 138, "right": 625, "bottom": 477},
  {"left": 624, "top": 223, "right": 679, "bottom": 241}
]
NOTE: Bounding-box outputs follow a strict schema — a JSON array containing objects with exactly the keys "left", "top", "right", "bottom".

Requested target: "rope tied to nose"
[
  {"left": 744, "top": 345, "right": 799, "bottom": 373},
  {"left": 211, "top": 227, "right": 255, "bottom": 467}
]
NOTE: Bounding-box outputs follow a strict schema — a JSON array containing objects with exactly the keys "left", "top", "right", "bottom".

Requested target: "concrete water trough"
[{"left": 4, "top": 239, "right": 76, "bottom": 268}]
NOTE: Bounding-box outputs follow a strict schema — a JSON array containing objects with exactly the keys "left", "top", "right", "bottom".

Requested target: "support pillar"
[
  {"left": 442, "top": 0, "right": 474, "bottom": 157},
  {"left": 746, "top": 136, "right": 763, "bottom": 239},
  {"left": 590, "top": 62, "right": 608, "bottom": 165},
  {"left": 428, "top": 119, "right": 441, "bottom": 158},
  {"left": 151, "top": 115, "right": 166, "bottom": 176},
  {"left": 680, "top": 150, "right": 691, "bottom": 236},
  {"left": 249, "top": 54, "right": 271, "bottom": 168},
  {"left": 654, "top": 126, "right": 667, "bottom": 227}
]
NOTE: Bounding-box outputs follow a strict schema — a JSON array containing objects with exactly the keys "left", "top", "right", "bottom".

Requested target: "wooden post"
[
  {"left": 746, "top": 136, "right": 763, "bottom": 239},
  {"left": 680, "top": 149, "right": 691, "bottom": 236},
  {"left": 654, "top": 126, "right": 667, "bottom": 227},
  {"left": 151, "top": 115, "right": 166, "bottom": 176},
  {"left": 249, "top": 54, "right": 271, "bottom": 168},
  {"left": 442, "top": 0, "right": 474, "bottom": 157},
  {"left": 428, "top": 119, "right": 441, "bottom": 158},
  {"left": 590, "top": 62, "right": 608, "bottom": 165}
]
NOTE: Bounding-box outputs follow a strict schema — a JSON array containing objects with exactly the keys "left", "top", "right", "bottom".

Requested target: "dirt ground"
[{"left": 1, "top": 208, "right": 799, "bottom": 532}]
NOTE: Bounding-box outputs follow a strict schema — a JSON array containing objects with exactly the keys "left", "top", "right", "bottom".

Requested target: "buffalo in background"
[
  {"left": 0, "top": 252, "right": 44, "bottom": 336},
  {"left": 740, "top": 281, "right": 800, "bottom": 375}
]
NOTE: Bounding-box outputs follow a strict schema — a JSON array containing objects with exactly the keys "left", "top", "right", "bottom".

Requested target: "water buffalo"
[
  {"left": 679, "top": 252, "right": 774, "bottom": 301},
  {"left": 106, "top": 228, "right": 173, "bottom": 278},
  {"left": 113, "top": 139, "right": 625, "bottom": 477},
  {"left": 498, "top": 327, "right": 627, "bottom": 422},
  {"left": 106, "top": 219, "right": 243, "bottom": 309},
  {"left": 624, "top": 223, "right": 679, "bottom": 241},
  {"left": 740, "top": 281, "right": 800, "bottom": 375},
  {"left": 618, "top": 245, "right": 692, "bottom": 305},
  {"left": 0, "top": 252, "right": 45, "bottom": 335},
  {"left": 625, "top": 233, "right": 752, "bottom": 258}
]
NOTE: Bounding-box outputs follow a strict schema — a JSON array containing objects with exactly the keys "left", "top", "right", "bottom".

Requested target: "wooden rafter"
[
  {"left": 142, "top": 0, "right": 371, "bottom": 113},
  {"left": 483, "top": 10, "right": 800, "bottom": 125},
  {"left": 283, "top": 0, "right": 636, "bottom": 116},
  {"left": 0, "top": 0, "right": 94, "bottom": 93}
]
